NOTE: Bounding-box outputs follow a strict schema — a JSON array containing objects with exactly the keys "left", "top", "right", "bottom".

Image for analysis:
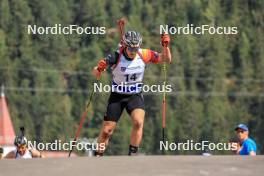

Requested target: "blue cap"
[{"left": 235, "top": 124, "right": 249, "bottom": 131}]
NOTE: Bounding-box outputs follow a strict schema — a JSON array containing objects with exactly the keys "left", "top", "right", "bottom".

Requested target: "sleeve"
[
  {"left": 246, "top": 143, "right": 255, "bottom": 154},
  {"left": 105, "top": 50, "right": 120, "bottom": 67},
  {"left": 140, "top": 49, "right": 160, "bottom": 64}
]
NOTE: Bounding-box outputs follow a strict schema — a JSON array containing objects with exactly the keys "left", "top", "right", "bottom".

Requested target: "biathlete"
[
  {"left": 0, "top": 135, "right": 44, "bottom": 159},
  {"left": 92, "top": 31, "right": 171, "bottom": 156}
]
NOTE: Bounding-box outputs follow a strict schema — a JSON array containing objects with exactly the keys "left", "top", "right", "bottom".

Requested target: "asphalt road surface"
[{"left": 0, "top": 156, "right": 263, "bottom": 176}]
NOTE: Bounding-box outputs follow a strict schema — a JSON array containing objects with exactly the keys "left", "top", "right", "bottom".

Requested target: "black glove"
[{"left": 0, "top": 147, "right": 3, "bottom": 154}]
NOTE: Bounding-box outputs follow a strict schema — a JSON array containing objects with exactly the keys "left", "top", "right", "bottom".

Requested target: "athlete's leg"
[
  {"left": 126, "top": 93, "right": 145, "bottom": 155},
  {"left": 95, "top": 93, "right": 125, "bottom": 156},
  {"left": 96, "top": 121, "right": 117, "bottom": 155},
  {"left": 130, "top": 108, "right": 145, "bottom": 146},
  {"left": 129, "top": 108, "right": 145, "bottom": 155}
]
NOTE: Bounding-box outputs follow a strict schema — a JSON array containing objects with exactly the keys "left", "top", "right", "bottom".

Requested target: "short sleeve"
[
  {"left": 140, "top": 49, "right": 160, "bottom": 64},
  {"left": 105, "top": 50, "right": 120, "bottom": 67},
  {"left": 246, "top": 143, "right": 255, "bottom": 154}
]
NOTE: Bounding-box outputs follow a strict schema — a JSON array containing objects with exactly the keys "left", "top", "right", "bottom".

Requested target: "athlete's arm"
[
  {"left": 30, "top": 149, "right": 44, "bottom": 158},
  {"left": 140, "top": 49, "right": 160, "bottom": 64},
  {"left": 92, "top": 51, "right": 119, "bottom": 78},
  {"left": 159, "top": 47, "right": 171, "bottom": 64},
  {"left": 92, "top": 59, "right": 107, "bottom": 79},
  {"left": 140, "top": 34, "right": 171, "bottom": 64},
  {"left": 3, "top": 151, "right": 16, "bottom": 159},
  {"left": 140, "top": 48, "right": 171, "bottom": 65},
  {"left": 0, "top": 147, "right": 3, "bottom": 159},
  {"left": 160, "top": 33, "right": 171, "bottom": 64}
]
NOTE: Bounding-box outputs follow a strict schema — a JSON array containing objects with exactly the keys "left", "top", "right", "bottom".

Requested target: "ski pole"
[
  {"left": 161, "top": 34, "right": 171, "bottom": 152},
  {"left": 68, "top": 78, "right": 100, "bottom": 157},
  {"left": 117, "top": 17, "right": 125, "bottom": 46},
  {"left": 117, "top": 17, "right": 125, "bottom": 37},
  {"left": 162, "top": 45, "right": 167, "bottom": 146}
]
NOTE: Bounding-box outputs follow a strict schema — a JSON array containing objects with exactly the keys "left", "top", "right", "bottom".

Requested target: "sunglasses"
[
  {"left": 127, "top": 47, "right": 139, "bottom": 52},
  {"left": 17, "top": 145, "right": 27, "bottom": 150},
  {"left": 236, "top": 130, "right": 245, "bottom": 134}
]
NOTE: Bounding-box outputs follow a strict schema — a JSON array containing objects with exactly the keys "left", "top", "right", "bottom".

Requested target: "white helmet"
[{"left": 123, "top": 31, "right": 142, "bottom": 48}]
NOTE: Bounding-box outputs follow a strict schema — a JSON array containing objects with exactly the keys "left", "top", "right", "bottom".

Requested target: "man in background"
[{"left": 232, "top": 124, "right": 257, "bottom": 156}]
